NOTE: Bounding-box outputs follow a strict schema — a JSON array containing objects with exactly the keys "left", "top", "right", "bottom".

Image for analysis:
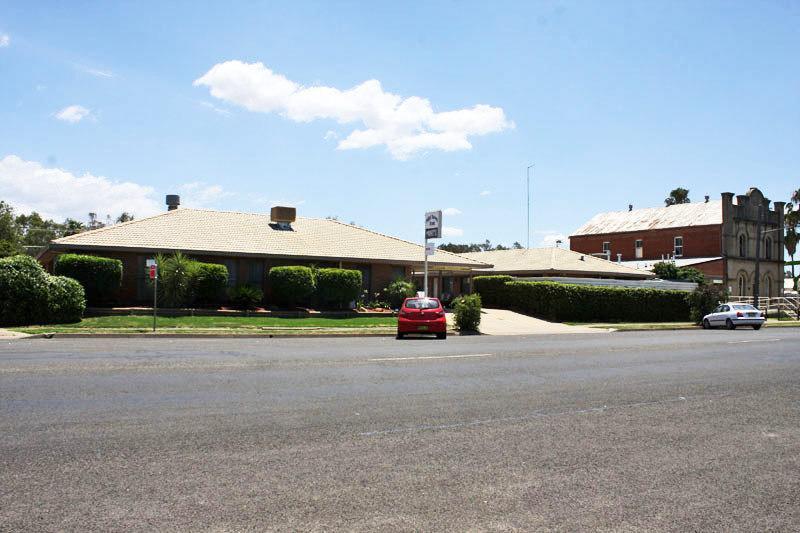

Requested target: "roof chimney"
[
  {"left": 704, "top": 195, "right": 709, "bottom": 203},
  {"left": 628, "top": 204, "right": 633, "bottom": 212},
  {"left": 166, "top": 194, "right": 180, "bottom": 211}
]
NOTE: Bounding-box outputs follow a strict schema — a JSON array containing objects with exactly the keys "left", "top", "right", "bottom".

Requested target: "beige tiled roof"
[
  {"left": 51, "top": 208, "right": 489, "bottom": 268},
  {"left": 571, "top": 201, "right": 722, "bottom": 236},
  {"left": 461, "top": 247, "right": 654, "bottom": 279}
]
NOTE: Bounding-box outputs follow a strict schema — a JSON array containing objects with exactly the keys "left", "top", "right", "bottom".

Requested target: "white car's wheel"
[
  {"left": 726, "top": 318, "right": 736, "bottom": 330},
  {"left": 702, "top": 319, "right": 711, "bottom": 330}
]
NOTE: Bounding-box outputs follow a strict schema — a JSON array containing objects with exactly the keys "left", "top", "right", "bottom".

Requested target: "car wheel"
[
  {"left": 436, "top": 332, "right": 447, "bottom": 340},
  {"left": 702, "top": 319, "right": 710, "bottom": 330},
  {"left": 396, "top": 332, "right": 404, "bottom": 340},
  {"left": 726, "top": 319, "right": 736, "bottom": 330},
  {"left": 753, "top": 324, "right": 762, "bottom": 330}
]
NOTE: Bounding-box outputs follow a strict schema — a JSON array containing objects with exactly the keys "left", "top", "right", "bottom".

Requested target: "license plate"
[
  {"left": 417, "top": 325, "right": 429, "bottom": 331},
  {"left": 747, "top": 313, "right": 757, "bottom": 317}
]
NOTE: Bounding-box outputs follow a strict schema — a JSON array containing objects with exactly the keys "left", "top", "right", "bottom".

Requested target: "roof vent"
[
  {"left": 270, "top": 206, "right": 296, "bottom": 230},
  {"left": 704, "top": 195, "right": 710, "bottom": 203},
  {"left": 166, "top": 195, "right": 180, "bottom": 211},
  {"left": 628, "top": 204, "right": 633, "bottom": 212}
]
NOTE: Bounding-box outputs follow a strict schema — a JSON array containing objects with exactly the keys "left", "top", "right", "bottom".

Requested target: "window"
[
  {"left": 634, "top": 239, "right": 643, "bottom": 259},
  {"left": 602, "top": 242, "right": 610, "bottom": 257},
  {"left": 765, "top": 237, "right": 772, "bottom": 260},
  {"left": 404, "top": 298, "right": 441, "bottom": 309},
  {"left": 247, "top": 260, "right": 264, "bottom": 285},
  {"left": 391, "top": 265, "right": 406, "bottom": 280},
  {"left": 223, "top": 259, "right": 238, "bottom": 287},
  {"left": 764, "top": 275, "right": 772, "bottom": 297},
  {"left": 739, "top": 234, "right": 747, "bottom": 257},
  {"left": 737, "top": 273, "right": 747, "bottom": 296},
  {"left": 673, "top": 236, "right": 683, "bottom": 258}
]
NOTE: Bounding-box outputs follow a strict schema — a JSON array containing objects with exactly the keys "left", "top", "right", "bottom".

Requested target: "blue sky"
[{"left": 1, "top": 1, "right": 798, "bottom": 246}]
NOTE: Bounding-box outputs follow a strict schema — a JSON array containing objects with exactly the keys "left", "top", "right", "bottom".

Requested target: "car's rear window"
[
  {"left": 732, "top": 304, "right": 756, "bottom": 310},
  {"left": 404, "top": 298, "right": 441, "bottom": 309}
]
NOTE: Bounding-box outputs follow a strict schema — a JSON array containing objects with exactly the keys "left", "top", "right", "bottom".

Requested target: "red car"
[{"left": 396, "top": 297, "right": 447, "bottom": 339}]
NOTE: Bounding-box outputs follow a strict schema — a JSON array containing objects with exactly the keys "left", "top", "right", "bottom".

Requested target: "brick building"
[
  {"left": 569, "top": 188, "right": 784, "bottom": 297},
  {"left": 38, "top": 197, "right": 489, "bottom": 305}
]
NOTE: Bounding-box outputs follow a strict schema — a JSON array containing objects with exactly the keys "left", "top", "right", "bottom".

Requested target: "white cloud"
[
  {"left": 78, "top": 66, "right": 114, "bottom": 78},
  {"left": 0, "top": 34, "right": 9, "bottom": 48},
  {"left": 194, "top": 61, "right": 514, "bottom": 160},
  {"left": 442, "top": 226, "right": 464, "bottom": 237},
  {"left": 198, "top": 100, "right": 231, "bottom": 117},
  {"left": 178, "top": 181, "right": 233, "bottom": 208},
  {"left": 540, "top": 233, "right": 567, "bottom": 247},
  {"left": 0, "top": 155, "right": 160, "bottom": 221},
  {"left": 479, "top": 190, "right": 491, "bottom": 196},
  {"left": 323, "top": 130, "right": 339, "bottom": 141},
  {"left": 442, "top": 207, "right": 462, "bottom": 216},
  {"left": 54, "top": 105, "right": 91, "bottom": 123}
]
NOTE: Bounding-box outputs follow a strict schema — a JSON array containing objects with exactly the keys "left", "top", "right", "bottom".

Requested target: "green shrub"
[
  {"left": 473, "top": 275, "right": 514, "bottom": 307},
  {"left": 0, "top": 255, "right": 49, "bottom": 325},
  {"left": 268, "top": 266, "right": 316, "bottom": 307},
  {"left": 478, "top": 279, "right": 690, "bottom": 323},
  {"left": 154, "top": 252, "right": 196, "bottom": 307},
  {"left": 229, "top": 284, "right": 263, "bottom": 310},
  {"left": 688, "top": 284, "right": 727, "bottom": 324},
  {"left": 191, "top": 262, "right": 228, "bottom": 305},
  {"left": 46, "top": 276, "right": 86, "bottom": 323},
  {"left": 676, "top": 267, "right": 706, "bottom": 284},
  {"left": 383, "top": 278, "right": 416, "bottom": 309},
  {"left": 54, "top": 253, "right": 122, "bottom": 305},
  {"left": 0, "top": 255, "right": 85, "bottom": 326},
  {"left": 316, "top": 268, "right": 362, "bottom": 309},
  {"left": 653, "top": 261, "right": 679, "bottom": 280},
  {"left": 453, "top": 293, "right": 482, "bottom": 331}
]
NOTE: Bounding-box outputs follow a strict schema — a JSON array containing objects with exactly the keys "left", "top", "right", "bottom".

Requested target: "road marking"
[
  {"left": 727, "top": 338, "right": 782, "bottom": 344},
  {"left": 367, "top": 353, "right": 493, "bottom": 362}
]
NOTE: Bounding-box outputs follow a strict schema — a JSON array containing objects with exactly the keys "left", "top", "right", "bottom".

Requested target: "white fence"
[{"left": 728, "top": 295, "right": 800, "bottom": 319}]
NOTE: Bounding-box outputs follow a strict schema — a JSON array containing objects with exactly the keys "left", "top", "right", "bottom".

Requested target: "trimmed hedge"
[
  {"left": 472, "top": 275, "right": 514, "bottom": 307},
  {"left": 54, "top": 253, "right": 122, "bottom": 305},
  {"left": 316, "top": 268, "right": 362, "bottom": 309},
  {"left": 46, "top": 276, "right": 86, "bottom": 323},
  {"left": 191, "top": 262, "right": 229, "bottom": 305},
  {"left": 268, "top": 266, "right": 315, "bottom": 307},
  {"left": 383, "top": 278, "right": 416, "bottom": 309},
  {"left": 0, "top": 255, "right": 85, "bottom": 326},
  {"left": 475, "top": 277, "right": 690, "bottom": 322}
]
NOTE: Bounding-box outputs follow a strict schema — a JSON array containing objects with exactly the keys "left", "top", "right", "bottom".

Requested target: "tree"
[
  {"left": 512, "top": 242, "right": 523, "bottom": 249},
  {"left": 116, "top": 212, "right": 134, "bottom": 223},
  {"left": 0, "top": 201, "right": 21, "bottom": 257},
  {"left": 438, "top": 243, "right": 482, "bottom": 253},
  {"left": 785, "top": 228, "right": 797, "bottom": 288},
  {"left": 665, "top": 187, "right": 691, "bottom": 206}
]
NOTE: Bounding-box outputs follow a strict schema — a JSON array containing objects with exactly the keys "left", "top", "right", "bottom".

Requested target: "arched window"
[
  {"left": 737, "top": 273, "right": 747, "bottom": 296},
  {"left": 764, "top": 275, "right": 772, "bottom": 297},
  {"left": 765, "top": 237, "right": 772, "bottom": 260},
  {"left": 739, "top": 234, "right": 747, "bottom": 257}
]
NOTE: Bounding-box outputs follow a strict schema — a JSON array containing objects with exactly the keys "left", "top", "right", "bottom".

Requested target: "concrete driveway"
[{"left": 449, "top": 308, "right": 604, "bottom": 335}]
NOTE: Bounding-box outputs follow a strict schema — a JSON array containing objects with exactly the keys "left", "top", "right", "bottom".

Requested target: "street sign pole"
[
  {"left": 424, "top": 235, "right": 428, "bottom": 297},
  {"left": 152, "top": 267, "right": 158, "bottom": 332}
]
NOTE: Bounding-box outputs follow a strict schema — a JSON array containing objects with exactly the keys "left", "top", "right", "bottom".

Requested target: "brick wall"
[{"left": 570, "top": 225, "right": 722, "bottom": 261}]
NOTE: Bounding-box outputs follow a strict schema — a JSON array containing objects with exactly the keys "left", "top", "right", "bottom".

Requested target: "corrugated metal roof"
[
  {"left": 461, "top": 247, "right": 654, "bottom": 279},
  {"left": 50, "top": 208, "right": 490, "bottom": 268},
  {"left": 620, "top": 257, "right": 723, "bottom": 271},
  {"left": 571, "top": 201, "right": 722, "bottom": 236}
]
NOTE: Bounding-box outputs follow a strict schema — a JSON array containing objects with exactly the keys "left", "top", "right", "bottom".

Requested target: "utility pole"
[{"left": 526, "top": 164, "right": 534, "bottom": 248}]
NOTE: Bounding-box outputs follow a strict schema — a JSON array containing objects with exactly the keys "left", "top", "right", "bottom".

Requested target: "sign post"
[
  {"left": 424, "top": 210, "right": 442, "bottom": 297},
  {"left": 147, "top": 259, "right": 158, "bottom": 332}
]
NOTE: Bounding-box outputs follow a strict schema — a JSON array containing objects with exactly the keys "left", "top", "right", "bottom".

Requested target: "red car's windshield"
[{"left": 404, "top": 298, "right": 441, "bottom": 310}]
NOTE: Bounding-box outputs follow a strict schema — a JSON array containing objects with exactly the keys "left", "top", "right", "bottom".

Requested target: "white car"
[{"left": 702, "top": 303, "right": 765, "bottom": 330}]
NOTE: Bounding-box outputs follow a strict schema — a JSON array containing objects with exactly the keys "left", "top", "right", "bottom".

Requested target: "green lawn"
[{"left": 11, "top": 315, "right": 397, "bottom": 334}]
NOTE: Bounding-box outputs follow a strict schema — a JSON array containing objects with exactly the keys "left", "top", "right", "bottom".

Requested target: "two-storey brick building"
[{"left": 569, "top": 188, "right": 784, "bottom": 297}]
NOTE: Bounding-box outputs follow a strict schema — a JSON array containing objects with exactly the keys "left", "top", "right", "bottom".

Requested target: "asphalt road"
[{"left": 1, "top": 329, "right": 799, "bottom": 532}]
